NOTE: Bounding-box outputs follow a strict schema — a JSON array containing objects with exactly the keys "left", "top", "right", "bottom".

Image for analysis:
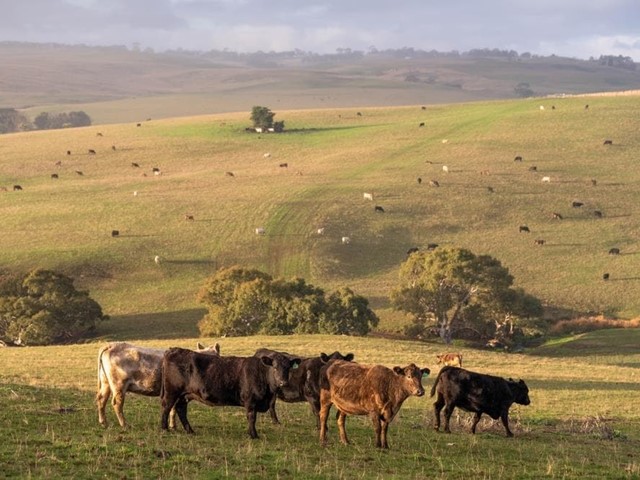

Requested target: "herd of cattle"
[{"left": 97, "top": 342, "right": 530, "bottom": 449}]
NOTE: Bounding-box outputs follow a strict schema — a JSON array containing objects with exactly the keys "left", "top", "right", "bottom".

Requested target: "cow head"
[
  {"left": 260, "top": 353, "right": 302, "bottom": 388},
  {"left": 320, "top": 351, "right": 355, "bottom": 363},
  {"left": 196, "top": 342, "right": 221, "bottom": 355},
  {"left": 393, "top": 364, "right": 430, "bottom": 397},
  {"left": 508, "top": 378, "right": 531, "bottom": 406}
]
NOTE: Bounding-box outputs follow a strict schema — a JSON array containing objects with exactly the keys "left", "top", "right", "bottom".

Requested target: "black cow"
[
  {"left": 594, "top": 210, "right": 603, "bottom": 218},
  {"left": 131, "top": 162, "right": 140, "bottom": 168},
  {"left": 417, "top": 177, "right": 422, "bottom": 184},
  {"left": 608, "top": 248, "right": 620, "bottom": 255},
  {"left": 407, "top": 247, "right": 419, "bottom": 256},
  {"left": 519, "top": 225, "right": 530, "bottom": 233},
  {"left": 528, "top": 166, "right": 537, "bottom": 172},
  {"left": 572, "top": 201, "right": 584, "bottom": 208},
  {"left": 431, "top": 366, "right": 530, "bottom": 437},
  {"left": 427, "top": 243, "right": 439, "bottom": 251},
  {"left": 603, "top": 140, "right": 613, "bottom": 146},
  {"left": 254, "top": 348, "right": 354, "bottom": 428},
  {"left": 161, "top": 348, "right": 300, "bottom": 438},
  {"left": 51, "top": 173, "right": 59, "bottom": 179},
  {"left": 279, "top": 163, "right": 288, "bottom": 168},
  {"left": 88, "top": 149, "right": 96, "bottom": 155},
  {"left": 419, "top": 122, "right": 425, "bottom": 127},
  {"left": 374, "top": 205, "right": 385, "bottom": 213},
  {"left": 603, "top": 273, "right": 610, "bottom": 281},
  {"left": 66, "top": 150, "right": 71, "bottom": 155},
  {"left": 111, "top": 230, "right": 120, "bottom": 237},
  {"left": 13, "top": 185, "right": 22, "bottom": 191},
  {"left": 514, "top": 156, "right": 523, "bottom": 162}
]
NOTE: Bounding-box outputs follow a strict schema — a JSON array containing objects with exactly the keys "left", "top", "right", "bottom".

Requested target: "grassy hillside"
[
  {"left": 0, "top": 330, "right": 639, "bottom": 478},
  {"left": 1, "top": 95, "right": 639, "bottom": 339},
  {"left": 1, "top": 43, "right": 639, "bottom": 124}
]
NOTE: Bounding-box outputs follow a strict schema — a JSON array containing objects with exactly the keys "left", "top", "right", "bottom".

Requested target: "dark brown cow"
[
  {"left": 161, "top": 348, "right": 300, "bottom": 438},
  {"left": 551, "top": 212, "right": 563, "bottom": 220},
  {"left": 319, "top": 360, "right": 429, "bottom": 449},
  {"left": 519, "top": 225, "right": 530, "bottom": 233},
  {"left": 254, "top": 348, "right": 355, "bottom": 428},
  {"left": 96, "top": 341, "right": 219, "bottom": 427},
  {"left": 603, "top": 139, "right": 613, "bottom": 145},
  {"left": 608, "top": 247, "right": 620, "bottom": 255},
  {"left": 13, "top": 185, "right": 22, "bottom": 191},
  {"left": 431, "top": 366, "right": 530, "bottom": 437},
  {"left": 374, "top": 205, "right": 385, "bottom": 213},
  {"left": 88, "top": 149, "right": 96, "bottom": 155}
]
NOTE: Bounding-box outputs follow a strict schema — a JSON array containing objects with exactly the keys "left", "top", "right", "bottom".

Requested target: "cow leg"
[
  {"left": 319, "top": 390, "right": 332, "bottom": 445},
  {"left": 471, "top": 412, "right": 482, "bottom": 434},
  {"left": 112, "top": 392, "right": 127, "bottom": 428},
  {"left": 169, "top": 406, "right": 176, "bottom": 430},
  {"left": 381, "top": 418, "right": 390, "bottom": 449},
  {"left": 337, "top": 411, "right": 349, "bottom": 445},
  {"left": 268, "top": 395, "right": 280, "bottom": 425},
  {"left": 174, "top": 397, "right": 194, "bottom": 434},
  {"left": 443, "top": 404, "right": 455, "bottom": 434},
  {"left": 161, "top": 393, "right": 177, "bottom": 431},
  {"left": 371, "top": 413, "right": 382, "bottom": 448},
  {"left": 309, "top": 398, "right": 321, "bottom": 430},
  {"left": 433, "top": 393, "right": 445, "bottom": 432},
  {"left": 500, "top": 411, "right": 513, "bottom": 437},
  {"left": 96, "top": 380, "right": 111, "bottom": 427},
  {"left": 246, "top": 408, "right": 259, "bottom": 439}
]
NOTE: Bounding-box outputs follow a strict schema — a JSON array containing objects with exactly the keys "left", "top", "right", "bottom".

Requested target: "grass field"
[
  {"left": 1, "top": 330, "right": 639, "bottom": 479},
  {"left": 2, "top": 94, "right": 640, "bottom": 340}
]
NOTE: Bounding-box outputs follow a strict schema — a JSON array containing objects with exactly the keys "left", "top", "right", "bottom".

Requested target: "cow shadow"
[{"left": 526, "top": 379, "right": 640, "bottom": 391}]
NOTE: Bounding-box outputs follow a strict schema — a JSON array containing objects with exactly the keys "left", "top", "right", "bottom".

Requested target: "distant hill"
[{"left": 0, "top": 42, "right": 639, "bottom": 124}]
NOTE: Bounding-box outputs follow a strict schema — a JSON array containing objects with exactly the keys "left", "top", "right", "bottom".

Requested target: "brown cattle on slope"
[{"left": 319, "top": 360, "right": 429, "bottom": 449}]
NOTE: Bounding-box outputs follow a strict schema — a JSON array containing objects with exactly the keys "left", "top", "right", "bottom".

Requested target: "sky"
[{"left": 1, "top": 0, "right": 639, "bottom": 60}]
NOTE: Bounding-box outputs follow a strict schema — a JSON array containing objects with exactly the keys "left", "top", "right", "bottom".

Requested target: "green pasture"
[
  {"left": 1, "top": 330, "right": 639, "bottom": 479},
  {"left": 2, "top": 95, "right": 640, "bottom": 339}
]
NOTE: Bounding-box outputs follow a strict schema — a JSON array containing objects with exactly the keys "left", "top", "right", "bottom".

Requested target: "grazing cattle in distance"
[
  {"left": 363, "top": 192, "right": 374, "bottom": 201},
  {"left": 419, "top": 122, "right": 425, "bottom": 127},
  {"left": 519, "top": 225, "right": 530, "bottom": 233},
  {"left": 184, "top": 214, "right": 194, "bottom": 221},
  {"left": 585, "top": 104, "right": 589, "bottom": 110},
  {"left": 341, "top": 236, "right": 351, "bottom": 244},
  {"left": 111, "top": 230, "right": 119, "bottom": 237},
  {"left": 572, "top": 201, "right": 584, "bottom": 208},
  {"left": 436, "top": 353, "right": 463, "bottom": 368},
  {"left": 255, "top": 227, "right": 266, "bottom": 235},
  {"left": 594, "top": 210, "right": 603, "bottom": 218},
  {"left": 552, "top": 212, "right": 563, "bottom": 220},
  {"left": 225, "top": 171, "right": 235, "bottom": 177},
  {"left": 88, "top": 149, "right": 96, "bottom": 155},
  {"left": 603, "top": 273, "right": 610, "bottom": 281},
  {"left": 421, "top": 106, "right": 426, "bottom": 110},
  {"left": 13, "top": 185, "right": 23, "bottom": 191},
  {"left": 279, "top": 163, "right": 288, "bottom": 168},
  {"left": 75, "top": 170, "right": 84, "bottom": 175},
  {"left": 528, "top": 166, "right": 537, "bottom": 171},
  {"left": 51, "top": 173, "right": 59, "bottom": 179},
  {"left": 263, "top": 153, "right": 271, "bottom": 158},
  {"left": 96, "top": 342, "right": 220, "bottom": 428},
  {"left": 131, "top": 162, "right": 140, "bottom": 168},
  {"left": 96, "top": 132, "right": 103, "bottom": 137},
  {"left": 429, "top": 180, "right": 440, "bottom": 187},
  {"left": 254, "top": 348, "right": 355, "bottom": 428},
  {"left": 603, "top": 139, "right": 613, "bottom": 145},
  {"left": 161, "top": 348, "right": 300, "bottom": 438},
  {"left": 534, "top": 239, "right": 546, "bottom": 245},
  {"left": 407, "top": 247, "right": 419, "bottom": 256},
  {"left": 55, "top": 160, "right": 62, "bottom": 166},
  {"left": 427, "top": 243, "right": 439, "bottom": 251},
  {"left": 514, "top": 156, "right": 523, "bottom": 162},
  {"left": 112, "top": 145, "right": 116, "bottom": 151},
  {"left": 417, "top": 177, "right": 422, "bottom": 184},
  {"left": 441, "top": 139, "right": 448, "bottom": 144},
  {"left": 591, "top": 179, "right": 597, "bottom": 186},
  {"left": 316, "top": 227, "right": 325, "bottom": 235},
  {"left": 487, "top": 186, "right": 495, "bottom": 193},
  {"left": 137, "top": 123, "right": 142, "bottom": 127},
  {"left": 356, "top": 112, "right": 362, "bottom": 117},
  {"left": 431, "top": 366, "right": 530, "bottom": 437},
  {"left": 539, "top": 105, "right": 545, "bottom": 110},
  {"left": 66, "top": 150, "right": 71, "bottom": 155},
  {"left": 551, "top": 105, "right": 556, "bottom": 110},
  {"left": 541, "top": 176, "right": 551, "bottom": 183},
  {"left": 374, "top": 205, "right": 385, "bottom": 213},
  {"left": 154, "top": 255, "right": 161, "bottom": 265},
  {"left": 480, "top": 170, "right": 490, "bottom": 175},
  {"left": 609, "top": 248, "right": 620, "bottom": 255},
  {"left": 442, "top": 165, "right": 449, "bottom": 173},
  {"left": 319, "top": 360, "right": 429, "bottom": 449}
]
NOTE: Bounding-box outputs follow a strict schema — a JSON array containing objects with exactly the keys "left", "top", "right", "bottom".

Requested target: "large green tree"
[
  {"left": 250, "top": 106, "right": 276, "bottom": 130},
  {"left": 197, "top": 266, "right": 377, "bottom": 337},
  {"left": 0, "top": 269, "right": 106, "bottom": 346},
  {"left": 391, "top": 247, "right": 541, "bottom": 344}
]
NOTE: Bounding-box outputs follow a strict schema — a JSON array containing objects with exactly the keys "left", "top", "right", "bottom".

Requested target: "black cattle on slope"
[
  {"left": 254, "top": 348, "right": 355, "bottom": 428},
  {"left": 161, "top": 348, "right": 300, "bottom": 438},
  {"left": 431, "top": 366, "right": 530, "bottom": 437}
]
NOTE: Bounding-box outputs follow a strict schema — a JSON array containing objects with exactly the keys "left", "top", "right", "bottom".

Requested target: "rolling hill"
[{"left": 1, "top": 94, "right": 639, "bottom": 338}]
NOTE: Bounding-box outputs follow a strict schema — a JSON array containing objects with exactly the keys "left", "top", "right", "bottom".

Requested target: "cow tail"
[
  {"left": 430, "top": 367, "right": 448, "bottom": 397},
  {"left": 97, "top": 345, "right": 109, "bottom": 392}
]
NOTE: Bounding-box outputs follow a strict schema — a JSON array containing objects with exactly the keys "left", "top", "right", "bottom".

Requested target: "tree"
[
  {"left": 197, "top": 266, "right": 377, "bottom": 337},
  {"left": 0, "top": 108, "right": 31, "bottom": 134},
  {"left": 33, "top": 111, "right": 92, "bottom": 130},
  {"left": 0, "top": 269, "right": 106, "bottom": 346},
  {"left": 250, "top": 106, "right": 276, "bottom": 130},
  {"left": 514, "top": 82, "right": 535, "bottom": 98},
  {"left": 390, "top": 247, "right": 540, "bottom": 344}
]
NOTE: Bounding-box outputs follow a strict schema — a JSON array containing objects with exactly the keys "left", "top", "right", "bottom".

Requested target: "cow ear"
[
  {"left": 292, "top": 358, "right": 302, "bottom": 368},
  {"left": 320, "top": 353, "right": 329, "bottom": 363},
  {"left": 214, "top": 343, "right": 221, "bottom": 354},
  {"left": 196, "top": 342, "right": 204, "bottom": 350},
  {"left": 421, "top": 368, "right": 431, "bottom": 378},
  {"left": 508, "top": 377, "right": 514, "bottom": 382},
  {"left": 393, "top": 366, "right": 403, "bottom": 375},
  {"left": 260, "top": 356, "right": 274, "bottom": 366},
  {"left": 344, "top": 353, "right": 355, "bottom": 361}
]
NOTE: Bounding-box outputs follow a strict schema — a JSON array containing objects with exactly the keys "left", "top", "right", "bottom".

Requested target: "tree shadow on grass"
[{"left": 95, "top": 309, "right": 206, "bottom": 341}]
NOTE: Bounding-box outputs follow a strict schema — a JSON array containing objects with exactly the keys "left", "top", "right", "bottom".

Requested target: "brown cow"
[
  {"left": 436, "top": 353, "right": 463, "bottom": 368},
  {"left": 96, "top": 341, "right": 219, "bottom": 428},
  {"left": 319, "top": 360, "right": 429, "bottom": 449}
]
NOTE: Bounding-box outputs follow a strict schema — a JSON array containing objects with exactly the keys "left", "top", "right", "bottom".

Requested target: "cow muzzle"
[{"left": 416, "top": 388, "right": 425, "bottom": 397}]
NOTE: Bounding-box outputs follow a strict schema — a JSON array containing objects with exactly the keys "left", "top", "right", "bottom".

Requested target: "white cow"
[
  {"left": 442, "top": 165, "right": 449, "bottom": 173},
  {"left": 96, "top": 341, "right": 220, "bottom": 428},
  {"left": 256, "top": 227, "right": 266, "bottom": 235},
  {"left": 341, "top": 236, "right": 351, "bottom": 244},
  {"left": 317, "top": 227, "right": 325, "bottom": 235},
  {"left": 363, "top": 192, "right": 374, "bottom": 201},
  {"left": 541, "top": 176, "right": 551, "bottom": 183}
]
